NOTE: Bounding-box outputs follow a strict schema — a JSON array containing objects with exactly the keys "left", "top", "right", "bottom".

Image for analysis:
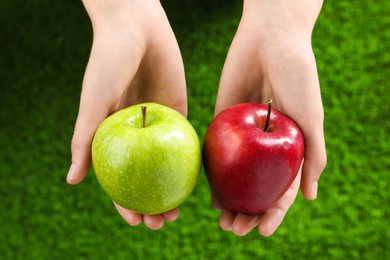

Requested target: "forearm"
[{"left": 242, "top": 0, "right": 323, "bottom": 37}]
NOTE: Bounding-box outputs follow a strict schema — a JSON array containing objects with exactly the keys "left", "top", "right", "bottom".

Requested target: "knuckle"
[
  {"left": 70, "top": 132, "right": 91, "bottom": 154},
  {"left": 316, "top": 144, "right": 328, "bottom": 173},
  {"left": 318, "top": 155, "right": 327, "bottom": 173}
]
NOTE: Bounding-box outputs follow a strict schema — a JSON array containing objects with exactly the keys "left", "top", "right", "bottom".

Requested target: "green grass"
[{"left": 0, "top": 0, "right": 389, "bottom": 259}]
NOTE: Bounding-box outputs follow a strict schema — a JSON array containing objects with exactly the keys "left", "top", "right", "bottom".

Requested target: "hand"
[
  {"left": 66, "top": 0, "right": 187, "bottom": 230},
  {"left": 213, "top": 0, "right": 326, "bottom": 236}
]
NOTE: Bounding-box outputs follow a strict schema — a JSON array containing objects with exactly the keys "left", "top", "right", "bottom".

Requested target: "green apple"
[{"left": 91, "top": 102, "right": 202, "bottom": 215}]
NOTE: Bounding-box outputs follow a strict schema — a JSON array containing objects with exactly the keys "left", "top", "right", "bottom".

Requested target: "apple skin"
[
  {"left": 203, "top": 103, "right": 304, "bottom": 215},
  {"left": 92, "top": 103, "right": 202, "bottom": 215}
]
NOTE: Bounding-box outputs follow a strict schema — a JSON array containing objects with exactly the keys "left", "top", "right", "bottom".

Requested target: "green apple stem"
[
  {"left": 263, "top": 99, "right": 272, "bottom": 132},
  {"left": 141, "top": 106, "right": 147, "bottom": 128}
]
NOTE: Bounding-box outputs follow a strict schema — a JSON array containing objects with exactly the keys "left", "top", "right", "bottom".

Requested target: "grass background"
[{"left": 0, "top": 0, "right": 389, "bottom": 259}]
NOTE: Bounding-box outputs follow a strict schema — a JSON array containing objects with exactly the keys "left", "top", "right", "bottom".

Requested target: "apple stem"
[
  {"left": 263, "top": 99, "right": 272, "bottom": 132},
  {"left": 141, "top": 106, "right": 147, "bottom": 128}
]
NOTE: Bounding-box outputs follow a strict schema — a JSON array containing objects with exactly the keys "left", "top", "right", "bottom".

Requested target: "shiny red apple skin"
[{"left": 203, "top": 103, "right": 304, "bottom": 215}]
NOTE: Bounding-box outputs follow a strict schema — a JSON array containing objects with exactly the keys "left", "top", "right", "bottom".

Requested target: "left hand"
[{"left": 213, "top": 0, "right": 326, "bottom": 236}]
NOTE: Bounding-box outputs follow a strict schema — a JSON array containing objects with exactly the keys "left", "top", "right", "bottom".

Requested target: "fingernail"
[
  {"left": 67, "top": 163, "right": 77, "bottom": 183},
  {"left": 310, "top": 181, "right": 318, "bottom": 200}
]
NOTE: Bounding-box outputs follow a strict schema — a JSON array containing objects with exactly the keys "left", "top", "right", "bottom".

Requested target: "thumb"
[
  {"left": 66, "top": 32, "right": 143, "bottom": 184},
  {"left": 67, "top": 97, "right": 109, "bottom": 185},
  {"left": 299, "top": 122, "right": 327, "bottom": 200},
  {"left": 66, "top": 44, "right": 111, "bottom": 185}
]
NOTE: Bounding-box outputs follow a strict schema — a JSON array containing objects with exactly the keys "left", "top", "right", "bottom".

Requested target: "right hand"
[{"left": 67, "top": 0, "right": 187, "bottom": 230}]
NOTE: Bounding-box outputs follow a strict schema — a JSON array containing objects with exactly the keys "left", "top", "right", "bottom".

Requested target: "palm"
[{"left": 83, "top": 10, "right": 186, "bottom": 115}]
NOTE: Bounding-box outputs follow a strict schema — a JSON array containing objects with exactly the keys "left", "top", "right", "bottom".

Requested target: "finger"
[
  {"left": 299, "top": 123, "right": 327, "bottom": 200},
  {"left": 67, "top": 91, "right": 108, "bottom": 185},
  {"left": 269, "top": 50, "right": 327, "bottom": 200},
  {"left": 258, "top": 208, "right": 284, "bottom": 237},
  {"left": 162, "top": 207, "right": 179, "bottom": 222},
  {"left": 219, "top": 208, "right": 236, "bottom": 231},
  {"left": 67, "top": 37, "right": 142, "bottom": 185},
  {"left": 67, "top": 103, "right": 108, "bottom": 185},
  {"left": 258, "top": 168, "right": 301, "bottom": 236},
  {"left": 232, "top": 214, "right": 260, "bottom": 236},
  {"left": 144, "top": 214, "right": 165, "bottom": 230},
  {"left": 114, "top": 202, "right": 143, "bottom": 226}
]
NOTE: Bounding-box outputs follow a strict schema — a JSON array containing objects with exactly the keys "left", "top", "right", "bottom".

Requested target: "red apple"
[{"left": 203, "top": 100, "right": 304, "bottom": 215}]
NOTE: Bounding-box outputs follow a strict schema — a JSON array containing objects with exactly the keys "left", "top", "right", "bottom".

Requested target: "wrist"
[
  {"left": 242, "top": 0, "right": 323, "bottom": 38},
  {"left": 82, "top": 0, "right": 162, "bottom": 30}
]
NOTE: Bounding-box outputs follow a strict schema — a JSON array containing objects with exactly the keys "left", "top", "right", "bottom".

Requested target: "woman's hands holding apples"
[
  {"left": 67, "top": 0, "right": 326, "bottom": 234},
  {"left": 213, "top": 0, "right": 326, "bottom": 236},
  {"left": 67, "top": 0, "right": 186, "bottom": 230}
]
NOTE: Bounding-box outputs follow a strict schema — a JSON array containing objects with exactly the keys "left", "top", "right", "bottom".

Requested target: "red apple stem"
[
  {"left": 263, "top": 99, "right": 272, "bottom": 132},
  {"left": 141, "top": 106, "right": 147, "bottom": 128}
]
